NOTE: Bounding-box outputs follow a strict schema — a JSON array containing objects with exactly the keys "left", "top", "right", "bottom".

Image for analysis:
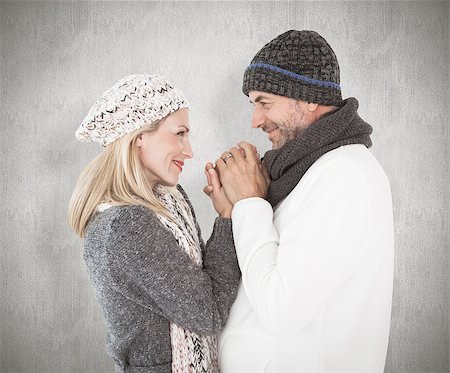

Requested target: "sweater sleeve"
[
  {"left": 106, "top": 205, "right": 240, "bottom": 336},
  {"left": 231, "top": 160, "right": 370, "bottom": 336},
  {"left": 176, "top": 184, "right": 240, "bottom": 269}
]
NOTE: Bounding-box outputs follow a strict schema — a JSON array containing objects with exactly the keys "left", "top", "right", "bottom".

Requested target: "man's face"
[{"left": 249, "top": 91, "right": 312, "bottom": 149}]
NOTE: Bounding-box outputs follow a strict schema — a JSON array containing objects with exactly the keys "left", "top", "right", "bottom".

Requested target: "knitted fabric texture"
[
  {"left": 243, "top": 30, "right": 342, "bottom": 105},
  {"left": 263, "top": 97, "right": 372, "bottom": 207},
  {"left": 76, "top": 74, "right": 189, "bottom": 146},
  {"left": 154, "top": 185, "right": 219, "bottom": 373},
  {"left": 83, "top": 190, "right": 239, "bottom": 371}
]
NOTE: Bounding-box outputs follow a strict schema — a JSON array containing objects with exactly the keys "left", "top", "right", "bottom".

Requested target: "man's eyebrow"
[{"left": 252, "top": 95, "right": 273, "bottom": 103}]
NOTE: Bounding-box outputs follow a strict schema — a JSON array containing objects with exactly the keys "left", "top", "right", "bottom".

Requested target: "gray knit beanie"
[{"left": 243, "top": 30, "right": 342, "bottom": 105}]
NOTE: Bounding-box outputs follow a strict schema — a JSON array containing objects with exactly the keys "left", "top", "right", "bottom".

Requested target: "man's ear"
[{"left": 306, "top": 102, "right": 319, "bottom": 112}]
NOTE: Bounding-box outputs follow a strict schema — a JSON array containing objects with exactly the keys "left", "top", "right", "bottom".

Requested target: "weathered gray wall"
[{"left": 1, "top": 1, "right": 448, "bottom": 372}]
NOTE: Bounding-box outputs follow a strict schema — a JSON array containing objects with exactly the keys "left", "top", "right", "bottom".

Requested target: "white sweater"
[{"left": 219, "top": 145, "right": 394, "bottom": 373}]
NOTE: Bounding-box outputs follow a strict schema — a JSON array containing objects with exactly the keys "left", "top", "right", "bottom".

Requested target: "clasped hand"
[{"left": 203, "top": 142, "right": 270, "bottom": 218}]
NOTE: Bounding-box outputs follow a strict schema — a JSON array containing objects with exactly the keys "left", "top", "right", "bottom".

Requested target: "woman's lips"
[{"left": 173, "top": 160, "right": 184, "bottom": 171}]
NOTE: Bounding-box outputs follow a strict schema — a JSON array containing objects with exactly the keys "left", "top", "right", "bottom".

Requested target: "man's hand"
[{"left": 215, "top": 142, "right": 269, "bottom": 205}]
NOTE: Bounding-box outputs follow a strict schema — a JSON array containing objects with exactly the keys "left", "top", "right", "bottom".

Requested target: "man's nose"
[{"left": 251, "top": 108, "right": 265, "bottom": 129}]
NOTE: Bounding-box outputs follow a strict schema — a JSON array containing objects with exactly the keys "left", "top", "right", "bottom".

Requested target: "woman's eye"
[{"left": 177, "top": 131, "right": 185, "bottom": 136}]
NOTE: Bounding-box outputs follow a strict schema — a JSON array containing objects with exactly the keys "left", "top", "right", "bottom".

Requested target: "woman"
[{"left": 68, "top": 74, "right": 240, "bottom": 372}]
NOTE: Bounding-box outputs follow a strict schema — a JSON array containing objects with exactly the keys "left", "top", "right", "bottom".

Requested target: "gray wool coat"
[{"left": 83, "top": 187, "right": 240, "bottom": 372}]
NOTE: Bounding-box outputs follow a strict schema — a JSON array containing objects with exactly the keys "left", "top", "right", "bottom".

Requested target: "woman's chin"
[{"left": 157, "top": 178, "right": 179, "bottom": 187}]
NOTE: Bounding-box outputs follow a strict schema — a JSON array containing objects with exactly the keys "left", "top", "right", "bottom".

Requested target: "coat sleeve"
[
  {"left": 231, "top": 160, "right": 370, "bottom": 336},
  {"left": 106, "top": 204, "right": 240, "bottom": 336}
]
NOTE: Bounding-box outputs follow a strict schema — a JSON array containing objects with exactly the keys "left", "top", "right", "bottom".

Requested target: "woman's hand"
[
  {"left": 215, "top": 142, "right": 269, "bottom": 205},
  {"left": 203, "top": 162, "right": 233, "bottom": 218}
]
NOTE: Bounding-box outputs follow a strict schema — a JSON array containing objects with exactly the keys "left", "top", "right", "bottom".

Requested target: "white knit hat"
[{"left": 76, "top": 74, "right": 189, "bottom": 146}]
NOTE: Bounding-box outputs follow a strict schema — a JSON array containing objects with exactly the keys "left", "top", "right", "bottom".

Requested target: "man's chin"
[
  {"left": 271, "top": 142, "right": 282, "bottom": 150},
  {"left": 268, "top": 136, "right": 280, "bottom": 149},
  {"left": 270, "top": 137, "right": 284, "bottom": 149},
  {"left": 271, "top": 134, "right": 296, "bottom": 149},
  {"left": 267, "top": 130, "right": 286, "bottom": 149}
]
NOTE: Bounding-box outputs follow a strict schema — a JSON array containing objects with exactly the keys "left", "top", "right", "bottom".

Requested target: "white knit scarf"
[{"left": 153, "top": 185, "right": 219, "bottom": 373}]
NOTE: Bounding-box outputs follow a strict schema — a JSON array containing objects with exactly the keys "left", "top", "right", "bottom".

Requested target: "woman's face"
[{"left": 136, "top": 108, "right": 193, "bottom": 186}]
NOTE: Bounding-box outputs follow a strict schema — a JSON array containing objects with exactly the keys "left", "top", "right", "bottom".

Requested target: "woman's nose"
[{"left": 183, "top": 138, "right": 194, "bottom": 159}]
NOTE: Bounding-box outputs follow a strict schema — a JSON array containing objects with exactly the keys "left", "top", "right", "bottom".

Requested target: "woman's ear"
[{"left": 135, "top": 133, "right": 143, "bottom": 147}]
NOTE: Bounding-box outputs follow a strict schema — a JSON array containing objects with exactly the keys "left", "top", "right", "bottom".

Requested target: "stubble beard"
[{"left": 265, "top": 102, "right": 311, "bottom": 150}]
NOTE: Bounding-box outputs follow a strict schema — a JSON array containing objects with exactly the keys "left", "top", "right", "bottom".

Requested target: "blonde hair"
[{"left": 68, "top": 120, "right": 182, "bottom": 237}]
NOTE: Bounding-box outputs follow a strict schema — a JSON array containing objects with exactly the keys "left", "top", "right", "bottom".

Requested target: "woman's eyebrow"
[{"left": 177, "top": 125, "right": 190, "bottom": 132}]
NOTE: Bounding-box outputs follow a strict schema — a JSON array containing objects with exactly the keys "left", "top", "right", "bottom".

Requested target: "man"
[{"left": 206, "top": 30, "right": 394, "bottom": 372}]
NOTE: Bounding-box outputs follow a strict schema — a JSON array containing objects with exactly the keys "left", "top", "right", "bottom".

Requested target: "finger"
[
  {"left": 237, "top": 142, "right": 258, "bottom": 163},
  {"left": 205, "top": 162, "right": 214, "bottom": 184},
  {"left": 215, "top": 157, "right": 227, "bottom": 174},
  {"left": 214, "top": 163, "right": 221, "bottom": 178},
  {"left": 220, "top": 151, "right": 234, "bottom": 164},
  {"left": 208, "top": 167, "right": 222, "bottom": 192},
  {"left": 205, "top": 170, "right": 212, "bottom": 186},
  {"left": 237, "top": 141, "right": 254, "bottom": 148},
  {"left": 228, "top": 147, "right": 244, "bottom": 162},
  {"left": 205, "top": 162, "right": 214, "bottom": 171},
  {"left": 237, "top": 141, "right": 257, "bottom": 153},
  {"left": 203, "top": 185, "right": 213, "bottom": 196}
]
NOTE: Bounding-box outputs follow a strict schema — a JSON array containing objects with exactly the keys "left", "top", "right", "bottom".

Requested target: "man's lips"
[
  {"left": 173, "top": 160, "right": 184, "bottom": 171},
  {"left": 264, "top": 127, "right": 278, "bottom": 141}
]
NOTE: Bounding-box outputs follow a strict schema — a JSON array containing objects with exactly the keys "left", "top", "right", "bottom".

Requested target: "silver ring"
[{"left": 222, "top": 153, "right": 234, "bottom": 162}]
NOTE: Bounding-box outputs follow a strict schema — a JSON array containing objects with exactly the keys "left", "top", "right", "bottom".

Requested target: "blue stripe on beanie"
[{"left": 247, "top": 63, "right": 341, "bottom": 90}]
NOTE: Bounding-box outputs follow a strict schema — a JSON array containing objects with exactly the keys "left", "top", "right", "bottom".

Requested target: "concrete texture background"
[{"left": 0, "top": 1, "right": 448, "bottom": 372}]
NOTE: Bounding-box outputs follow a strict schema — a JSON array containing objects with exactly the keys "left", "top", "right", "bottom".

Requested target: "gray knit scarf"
[{"left": 263, "top": 97, "right": 373, "bottom": 207}]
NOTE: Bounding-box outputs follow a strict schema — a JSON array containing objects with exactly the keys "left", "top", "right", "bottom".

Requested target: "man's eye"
[{"left": 177, "top": 131, "right": 185, "bottom": 136}]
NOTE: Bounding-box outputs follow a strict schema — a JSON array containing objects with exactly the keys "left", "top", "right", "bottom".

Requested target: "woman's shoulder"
[{"left": 86, "top": 204, "right": 159, "bottom": 238}]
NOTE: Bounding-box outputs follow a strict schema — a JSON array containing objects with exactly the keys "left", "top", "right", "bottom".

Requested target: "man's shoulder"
[
  {"left": 283, "top": 144, "right": 390, "bottom": 208},
  {"left": 308, "top": 144, "right": 386, "bottom": 181},
  {"left": 284, "top": 145, "right": 386, "bottom": 200},
  {"left": 314, "top": 144, "right": 371, "bottom": 166},
  {"left": 302, "top": 145, "right": 364, "bottom": 182}
]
